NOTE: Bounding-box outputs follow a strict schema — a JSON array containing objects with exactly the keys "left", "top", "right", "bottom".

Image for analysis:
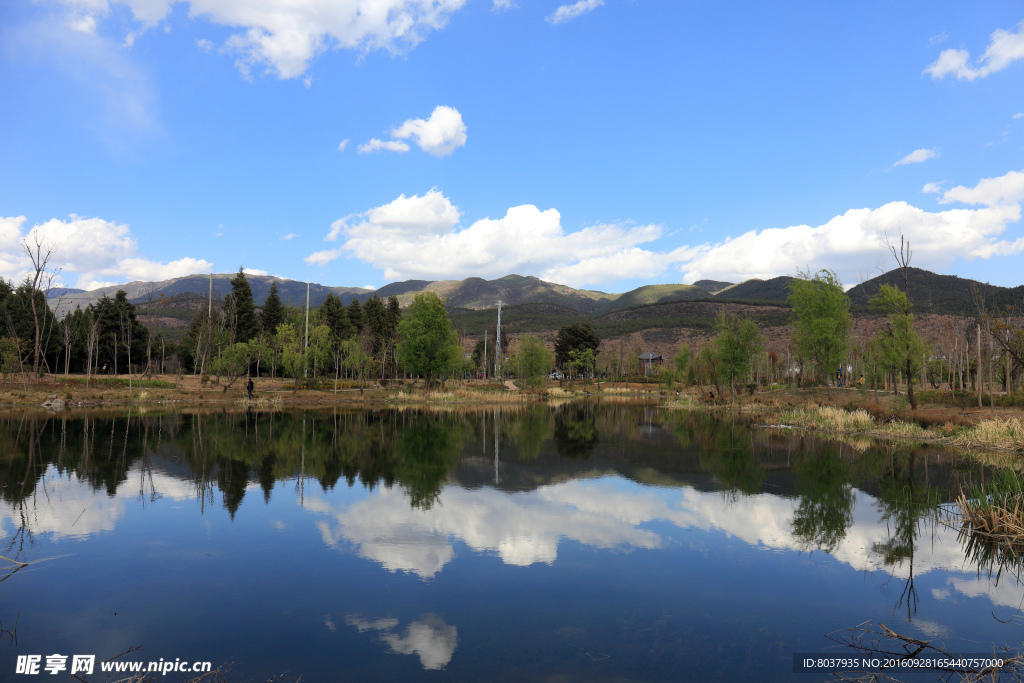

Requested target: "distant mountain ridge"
[
  {"left": 50, "top": 274, "right": 373, "bottom": 316},
  {"left": 47, "top": 268, "right": 1022, "bottom": 322}
]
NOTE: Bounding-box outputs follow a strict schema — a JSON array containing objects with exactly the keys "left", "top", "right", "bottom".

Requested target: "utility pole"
[
  {"left": 495, "top": 300, "right": 503, "bottom": 380},
  {"left": 304, "top": 282, "right": 310, "bottom": 379},
  {"left": 977, "top": 324, "right": 982, "bottom": 409},
  {"left": 989, "top": 328, "right": 996, "bottom": 416}
]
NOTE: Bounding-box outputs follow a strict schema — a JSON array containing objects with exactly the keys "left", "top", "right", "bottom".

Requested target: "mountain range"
[{"left": 46, "top": 268, "right": 1022, "bottom": 341}]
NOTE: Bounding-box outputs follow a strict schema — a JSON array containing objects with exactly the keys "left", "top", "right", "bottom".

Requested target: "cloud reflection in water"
[{"left": 346, "top": 613, "right": 457, "bottom": 670}]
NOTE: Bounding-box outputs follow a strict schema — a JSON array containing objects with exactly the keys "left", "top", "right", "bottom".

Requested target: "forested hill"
[
  {"left": 714, "top": 276, "right": 795, "bottom": 302},
  {"left": 846, "top": 267, "right": 1024, "bottom": 316}
]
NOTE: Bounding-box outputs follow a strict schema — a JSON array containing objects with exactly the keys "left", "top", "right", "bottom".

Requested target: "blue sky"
[{"left": 2, "top": 0, "right": 1023, "bottom": 293}]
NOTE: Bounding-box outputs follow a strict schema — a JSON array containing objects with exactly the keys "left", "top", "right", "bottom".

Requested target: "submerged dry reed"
[{"left": 770, "top": 405, "right": 1023, "bottom": 453}]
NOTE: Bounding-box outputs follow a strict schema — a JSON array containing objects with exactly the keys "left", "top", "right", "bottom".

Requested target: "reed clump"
[
  {"left": 387, "top": 388, "right": 528, "bottom": 404},
  {"left": 235, "top": 395, "right": 282, "bottom": 408},
  {"left": 956, "top": 470, "right": 1024, "bottom": 582},
  {"left": 957, "top": 469, "right": 1024, "bottom": 538},
  {"left": 950, "top": 418, "right": 1024, "bottom": 453},
  {"left": 778, "top": 405, "right": 873, "bottom": 432}
]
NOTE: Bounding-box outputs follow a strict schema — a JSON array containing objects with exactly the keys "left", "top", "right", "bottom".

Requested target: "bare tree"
[
  {"left": 119, "top": 302, "right": 134, "bottom": 393},
  {"left": 58, "top": 307, "right": 78, "bottom": 377},
  {"left": 23, "top": 235, "right": 59, "bottom": 379},
  {"left": 85, "top": 311, "right": 100, "bottom": 388},
  {"left": 886, "top": 234, "right": 920, "bottom": 411}
]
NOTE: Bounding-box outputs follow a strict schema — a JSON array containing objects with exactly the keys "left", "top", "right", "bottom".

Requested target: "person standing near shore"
[{"left": 246, "top": 378, "right": 254, "bottom": 400}]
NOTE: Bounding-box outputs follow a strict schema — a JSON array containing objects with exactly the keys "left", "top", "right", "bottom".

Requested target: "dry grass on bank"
[
  {"left": 769, "top": 403, "right": 1024, "bottom": 453},
  {"left": 387, "top": 388, "right": 531, "bottom": 404}
]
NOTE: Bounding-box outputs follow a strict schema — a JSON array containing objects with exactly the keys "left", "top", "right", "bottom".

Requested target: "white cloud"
[
  {"left": 921, "top": 181, "right": 946, "bottom": 194},
  {"left": 69, "top": 15, "right": 98, "bottom": 33},
  {"left": 280, "top": 232, "right": 299, "bottom": 240},
  {"left": 308, "top": 170, "right": 1024, "bottom": 288},
  {"left": 925, "top": 20, "right": 1024, "bottom": 80},
  {"left": 893, "top": 148, "right": 937, "bottom": 166},
  {"left": 1015, "top": 113, "right": 1024, "bottom": 119},
  {"left": 0, "top": 214, "right": 212, "bottom": 290},
  {"left": 391, "top": 106, "right": 467, "bottom": 157},
  {"left": 243, "top": 267, "right": 268, "bottom": 276},
  {"left": 937, "top": 169, "right": 1024, "bottom": 206},
  {"left": 357, "top": 138, "right": 411, "bottom": 154},
  {"left": 492, "top": 0, "right": 514, "bottom": 9},
  {"left": 49, "top": 0, "right": 468, "bottom": 80},
  {"left": 337, "top": 139, "right": 349, "bottom": 152},
  {"left": 359, "top": 106, "right": 467, "bottom": 157},
  {"left": 306, "top": 189, "right": 664, "bottom": 285},
  {"left": 547, "top": 0, "right": 604, "bottom": 25},
  {"left": 676, "top": 199, "right": 1022, "bottom": 284}
]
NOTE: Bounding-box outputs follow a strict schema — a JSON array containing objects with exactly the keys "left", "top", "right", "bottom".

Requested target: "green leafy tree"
[
  {"left": 674, "top": 344, "right": 691, "bottom": 377},
  {"left": 567, "top": 347, "right": 596, "bottom": 384},
  {"left": 212, "top": 341, "right": 257, "bottom": 380},
  {"left": 871, "top": 284, "right": 928, "bottom": 410},
  {"left": 673, "top": 344, "right": 692, "bottom": 388},
  {"left": 553, "top": 322, "right": 600, "bottom": 368},
  {"left": 694, "top": 341, "right": 721, "bottom": 395},
  {"left": 275, "top": 322, "right": 303, "bottom": 390},
  {"left": 397, "top": 292, "right": 461, "bottom": 390},
  {"left": 341, "top": 335, "right": 373, "bottom": 396},
  {"left": 513, "top": 335, "right": 552, "bottom": 388},
  {"left": 713, "top": 313, "right": 764, "bottom": 399},
  {"left": 788, "top": 268, "right": 851, "bottom": 401}
]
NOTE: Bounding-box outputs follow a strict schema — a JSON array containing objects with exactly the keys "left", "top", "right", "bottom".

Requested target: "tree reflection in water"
[
  {"left": 552, "top": 403, "right": 599, "bottom": 460},
  {"left": 871, "top": 445, "right": 943, "bottom": 620},
  {"left": 697, "top": 416, "right": 764, "bottom": 495},
  {"left": 791, "top": 443, "right": 854, "bottom": 554}
]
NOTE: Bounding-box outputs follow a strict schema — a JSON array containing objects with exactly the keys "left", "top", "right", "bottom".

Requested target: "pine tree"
[
  {"left": 347, "top": 298, "right": 364, "bottom": 333},
  {"left": 230, "top": 268, "right": 258, "bottom": 343},
  {"left": 261, "top": 281, "right": 283, "bottom": 335},
  {"left": 386, "top": 295, "right": 401, "bottom": 335},
  {"left": 320, "top": 293, "right": 352, "bottom": 341},
  {"left": 364, "top": 295, "right": 386, "bottom": 354}
]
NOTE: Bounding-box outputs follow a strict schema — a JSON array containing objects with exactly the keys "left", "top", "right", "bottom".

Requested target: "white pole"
[
  {"left": 304, "top": 282, "right": 310, "bottom": 378},
  {"left": 495, "top": 300, "right": 503, "bottom": 380}
]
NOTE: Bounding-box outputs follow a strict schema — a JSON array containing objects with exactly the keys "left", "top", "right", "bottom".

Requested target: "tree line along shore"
[{"left": 1, "top": 249, "right": 1022, "bottom": 436}]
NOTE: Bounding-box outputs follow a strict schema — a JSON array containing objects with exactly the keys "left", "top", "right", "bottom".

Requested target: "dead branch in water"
[{"left": 826, "top": 620, "right": 1024, "bottom": 682}]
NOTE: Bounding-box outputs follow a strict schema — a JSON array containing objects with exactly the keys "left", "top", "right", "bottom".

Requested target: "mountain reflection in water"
[{"left": 0, "top": 404, "right": 1022, "bottom": 681}]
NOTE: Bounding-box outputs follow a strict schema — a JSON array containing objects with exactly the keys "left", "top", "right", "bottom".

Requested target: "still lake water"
[{"left": 0, "top": 402, "right": 1021, "bottom": 681}]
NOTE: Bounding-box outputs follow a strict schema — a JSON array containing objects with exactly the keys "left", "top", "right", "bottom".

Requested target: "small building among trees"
[{"left": 638, "top": 351, "right": 667, "bottom": 376}]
